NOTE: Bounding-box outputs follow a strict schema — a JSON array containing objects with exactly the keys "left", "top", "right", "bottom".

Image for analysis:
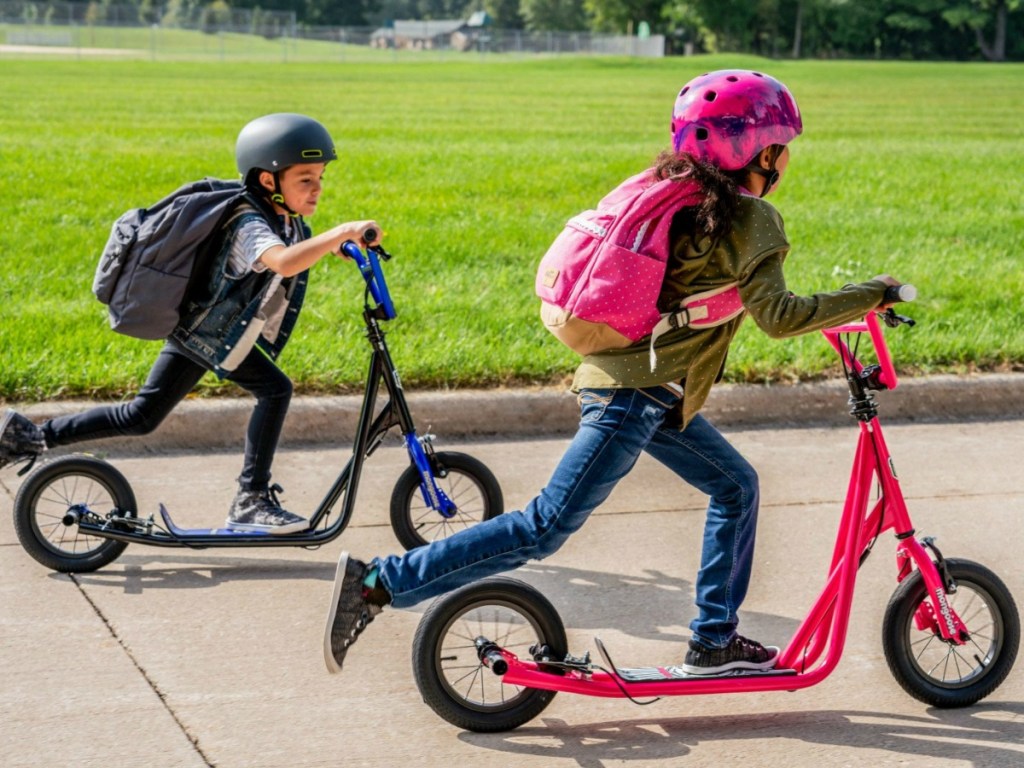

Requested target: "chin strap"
[
  {"left": 269, "top": 171, "right": 301, "bottom": 218},
  {"left": 743, "top": 164, "right": 779, "bottom": 198}
]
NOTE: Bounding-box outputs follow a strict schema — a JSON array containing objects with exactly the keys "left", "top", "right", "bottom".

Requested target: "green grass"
[{"left": 1, "top": 55, "right": 1022, "bottom": 402}]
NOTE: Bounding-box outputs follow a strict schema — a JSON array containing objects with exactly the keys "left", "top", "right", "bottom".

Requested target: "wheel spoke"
[
  {"left": 405, "top": 468, "right": 489, "bottom": 546},
  {"left": 30, "top": 472, "right": 119, "bottom": 559},
  {"left": 437, "top": 600, "right": 550, "bottom": 710}
]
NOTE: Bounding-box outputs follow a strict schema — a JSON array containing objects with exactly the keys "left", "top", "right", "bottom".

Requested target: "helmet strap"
[
  {"left": 269, "top": 171, "right": 301, "bottom": 218},
  {"left": 745, "top": 166, "right": 779, "bottom": 197},
  {"left": 744, "top": 145, "right": 782, "bottom": 198}
]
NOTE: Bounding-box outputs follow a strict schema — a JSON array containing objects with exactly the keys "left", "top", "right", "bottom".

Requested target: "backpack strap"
[
  {"left": 648, "top": 283, "right": 745, "bottom": 370},
  {"left": 604, "top": 172, "right": 703, "bottom": 258}
]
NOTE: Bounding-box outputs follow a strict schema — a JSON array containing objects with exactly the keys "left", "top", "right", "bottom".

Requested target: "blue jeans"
[
  {"left": 42, "top": 340, "right": 292, "bottom": 492},
  {"left": 375, "top": 386, "right": 760, "bottom": 648}
]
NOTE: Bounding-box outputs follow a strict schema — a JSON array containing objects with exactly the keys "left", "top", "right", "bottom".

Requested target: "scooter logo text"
[{"left": 935, "top": 587, "right": 957, "bottom": 636}]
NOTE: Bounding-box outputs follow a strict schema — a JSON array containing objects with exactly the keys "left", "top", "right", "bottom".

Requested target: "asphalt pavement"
[{"left": 1, "top": 378, "right": 1023, "bottom": 767}]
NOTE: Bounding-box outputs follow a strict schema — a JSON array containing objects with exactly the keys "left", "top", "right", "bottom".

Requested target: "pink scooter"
[{"left": 410, "top": 299, "right": 1020, "bottom": 732}]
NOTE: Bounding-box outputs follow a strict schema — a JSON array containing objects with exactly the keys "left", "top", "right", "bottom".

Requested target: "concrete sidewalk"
[{"left": 1, "top": 419, "right": 1023, "bottom": 767}]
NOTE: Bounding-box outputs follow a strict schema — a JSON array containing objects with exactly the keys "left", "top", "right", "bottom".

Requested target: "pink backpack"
[{"left": 536, "top": 168, "right": 744, "bottom": 369}]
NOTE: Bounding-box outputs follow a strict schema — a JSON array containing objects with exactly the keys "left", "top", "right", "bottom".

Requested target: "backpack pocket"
[
  {"left": 93, "top": 211, "right": 142, "bottom": 305},
  {"left": 568, "top": 241, "right": 664, "bottom": 341}
]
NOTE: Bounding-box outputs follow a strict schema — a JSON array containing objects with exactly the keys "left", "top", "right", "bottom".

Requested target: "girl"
[
  {"left": 323, "top": 70, "right": 905, "bottom": 675},
  {"left": 0, "top": 113, "right": 381, "bottom": 534}
]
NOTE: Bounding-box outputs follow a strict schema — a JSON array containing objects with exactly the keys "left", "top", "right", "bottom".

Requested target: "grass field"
[{"left": 1, "top": 55, "right": 1022, "bottom": 402}]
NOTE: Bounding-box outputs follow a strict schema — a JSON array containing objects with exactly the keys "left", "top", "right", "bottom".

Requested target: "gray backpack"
[{"left": 92, "top": 178, "right": 249, "bottom": 340}]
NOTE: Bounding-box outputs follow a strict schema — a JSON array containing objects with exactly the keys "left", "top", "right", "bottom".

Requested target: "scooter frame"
[
  {"left": 472, "top": 310, "right": 989, "bottom": 699},
  {"left": 63, "top": 240, "right": 491, "bottom": 550}
]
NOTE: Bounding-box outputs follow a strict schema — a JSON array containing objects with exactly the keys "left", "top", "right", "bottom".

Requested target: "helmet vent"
[
  {"left": 301, "top": 149, "right": 324, "bottom": 159},
  {"left": 704, "top": 90, "right": 717, "bottom": 102},
  {"left": 726, "top": 75, "right": 739, "bottom": 82},
  {"left": 679, "top": 86, "right": 689, "bottom": 97},
  {"left": 695, "top": 127, "right": 709, "bottom": 141}
]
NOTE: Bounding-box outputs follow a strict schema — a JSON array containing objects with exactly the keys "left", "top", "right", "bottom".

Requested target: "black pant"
[{"left": 43, "top": 340, "right": 292, "bottom": 491}]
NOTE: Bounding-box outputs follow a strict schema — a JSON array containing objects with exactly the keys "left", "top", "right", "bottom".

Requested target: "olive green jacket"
[{"left": 572, "top": 194, "right": 888, "bottom": 428}]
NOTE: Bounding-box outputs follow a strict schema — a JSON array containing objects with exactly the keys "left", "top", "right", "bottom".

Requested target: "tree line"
[
  {"left": 66, "top": 0, "right": 1024, "bottom": 59},
  {"left": 230, "top": 0, "right": 1021, "bottom": 60}
]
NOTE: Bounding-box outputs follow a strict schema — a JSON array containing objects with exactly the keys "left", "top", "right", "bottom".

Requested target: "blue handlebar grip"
[{"left": 341, "top": 239, "right": 397, "bottom": 320}]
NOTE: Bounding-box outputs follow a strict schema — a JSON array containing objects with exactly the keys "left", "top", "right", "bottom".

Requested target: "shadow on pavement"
[
  {"left": 55, "top": 554, "right": 337, "bottom": 594},
  {"left": 458, "top": 703, "right": 1024, "bottom": 766},
  {"left": 62, "top": 557, "right": 798, "bottom": 646}
]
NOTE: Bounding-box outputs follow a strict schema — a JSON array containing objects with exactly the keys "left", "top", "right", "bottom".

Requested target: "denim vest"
[{"left": 172, "top": 200, "right": 309, "bottom": 377}]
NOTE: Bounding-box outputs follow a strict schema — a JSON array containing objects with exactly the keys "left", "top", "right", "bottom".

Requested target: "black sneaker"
[
  {"left": 0, "top": 409, "right": 46, "bottom": 470},
  {"left": 324, "top": 552, "right": 382, "bottom": 674},
  {"left": 226, "top": 486, "right": 307, "bottom": 535},
  {"left": 681, "top": 635, "right": 779, "bottom": 675}
]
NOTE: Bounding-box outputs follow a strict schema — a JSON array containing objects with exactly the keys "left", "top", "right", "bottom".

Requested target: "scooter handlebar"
[{"left": 884, "top": 284, "right": 916, "bottom": 304}]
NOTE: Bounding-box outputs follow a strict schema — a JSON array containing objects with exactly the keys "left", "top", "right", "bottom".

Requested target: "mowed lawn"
[{"left": 1, "top": 55, "right": 1022, "bottom": 401}]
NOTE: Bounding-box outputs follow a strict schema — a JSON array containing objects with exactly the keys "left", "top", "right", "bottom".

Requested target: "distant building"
[{"left": 371, "top": 13, "right": 492, "bottom": 51}]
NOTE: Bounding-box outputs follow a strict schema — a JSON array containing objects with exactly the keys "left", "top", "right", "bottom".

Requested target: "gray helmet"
[{"left": 235, "top": 113, "right": 336, "bottom": 177}]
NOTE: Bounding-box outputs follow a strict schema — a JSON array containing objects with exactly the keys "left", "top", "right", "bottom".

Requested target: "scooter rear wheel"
[
  {"left": 412, "top": 577, "right": 566, "bottom": 732},
  {"left": 882, "top": 558, "right": 1019, "bottom": 707},
  {"left": 13, "top": 455, "right": 136, "bottom": 573},
  {"left": 390, "top": 451, "right": 503, "bottom": 550}
]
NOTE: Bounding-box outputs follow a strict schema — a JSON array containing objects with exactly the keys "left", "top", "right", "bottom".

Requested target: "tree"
[
  {"left": 521, "top": 0, "right": 589, "bottom": 30},
  {"left": 662, "top": 0, "right": 761, "bottom": 50},
  {"left": 663, "top": 0, "right": 716, "bottom": 52},
  {"left": 584, "top": 0, "right": 668, "bottom": 34},
  {"left": 480, "top": 0, "right": 525, "bottom": 28},
  {"left": 943, "top": 0, "right": 1020, "bottom": 60}
]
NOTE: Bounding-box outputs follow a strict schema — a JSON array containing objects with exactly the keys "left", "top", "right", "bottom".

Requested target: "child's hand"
[
  {"left": 353, "top": 220, "right": 382, "bottom": 247},
  {"left": 330, "top": 220, "right": 382, "bottom": 258},
  {"left": 874, "top": 275, "right": 910, "bottom": 308}
]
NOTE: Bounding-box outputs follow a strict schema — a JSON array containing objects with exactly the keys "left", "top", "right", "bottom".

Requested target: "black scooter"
[{"left": 12, "top": 237, "right": 503, "bottom": 572}]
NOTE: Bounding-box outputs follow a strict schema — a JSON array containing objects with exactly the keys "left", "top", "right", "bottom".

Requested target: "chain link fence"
[{"left": 0, "top": 1, "right": 665, "bottom": 60}]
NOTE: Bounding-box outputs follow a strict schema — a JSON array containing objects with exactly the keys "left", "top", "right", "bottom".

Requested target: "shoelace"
[
  {"left": 267, "top": 483, "right": 285, "bottom": 507},
  {"left": 733, "top": 636, "right": 770, "bottom": 659}
]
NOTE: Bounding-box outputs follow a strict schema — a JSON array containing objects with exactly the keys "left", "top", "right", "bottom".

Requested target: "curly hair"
[{"left": 653, "top": 149, "right": 740, "bottom": 242}]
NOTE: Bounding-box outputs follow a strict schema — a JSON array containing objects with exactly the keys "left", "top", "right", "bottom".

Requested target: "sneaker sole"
[
  {"left": 224, "top": 520, "right": 308, "bottom": 535},
  {"left": 681, "top": 647, "right": 780, "bottom": 676},
  {"left": 323, "top": 551, "right": 353, "bottom": 674}
]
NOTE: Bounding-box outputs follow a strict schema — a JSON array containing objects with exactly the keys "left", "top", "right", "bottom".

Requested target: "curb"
[{"left": 15, "top": 373, "right": 1024, "bottom": 454}]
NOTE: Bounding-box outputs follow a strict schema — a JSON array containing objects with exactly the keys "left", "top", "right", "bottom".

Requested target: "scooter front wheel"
[
  {"left": 412, "top": 577, "right": 566, "bottom": 732},
  {"left": 13, "top": 455, "right": 137, "bottom": 573},
  {"left": 390, "top": 451, "right": 503, "bottom": 550},
  {"left": 882, "top": 558, "right": 1019, "bottom": 707}
]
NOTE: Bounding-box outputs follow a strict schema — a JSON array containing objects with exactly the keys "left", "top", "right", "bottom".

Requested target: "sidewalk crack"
[{"left": 69, "top": 573, "right": 216, "bottom": 768}]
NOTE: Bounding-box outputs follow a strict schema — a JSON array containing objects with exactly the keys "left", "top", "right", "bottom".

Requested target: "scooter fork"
[{"left": 897, "top": 536, "right": 970, "bottom": 644}]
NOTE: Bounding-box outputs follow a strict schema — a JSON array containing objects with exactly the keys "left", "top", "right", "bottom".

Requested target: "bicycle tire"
[
  {"left": 412, "top": 577, "right": 566, "bottom": 732},
  {"left": 13, "top": 454, "right": 136, "bottom": 573},
  {"left": 390, "top": 451, "right": 503, "bottom": 550},
  {"left": 882, "top": 558, "right": 1019, "bottom": 707}
]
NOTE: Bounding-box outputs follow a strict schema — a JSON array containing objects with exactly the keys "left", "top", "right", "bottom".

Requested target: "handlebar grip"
[
  {"left": 362, "top": 227, "right": 378, "bottom": 245},
  {"left": 884, "top": 284, "right": 917, "bottom": 304}
]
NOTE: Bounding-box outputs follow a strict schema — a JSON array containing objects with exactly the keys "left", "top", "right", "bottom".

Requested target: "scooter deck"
[
  {"left": 613, "top": 665, "right": 797, "bottom": 682},
  {"left": 158, "top": 504, "right": 289, "bottom": 538},
  {"left": 594, "top": 636, "right": 796, "bottom": 683}
]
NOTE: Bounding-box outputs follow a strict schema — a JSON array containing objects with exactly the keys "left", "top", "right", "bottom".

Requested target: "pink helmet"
[{"left": 671, "top": 70, "right": 802, "bottom": 171}]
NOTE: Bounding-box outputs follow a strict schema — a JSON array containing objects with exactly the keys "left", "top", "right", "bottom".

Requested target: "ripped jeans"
[{"left": 375, "top": 386, "right": 760, "bottom": 648}]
